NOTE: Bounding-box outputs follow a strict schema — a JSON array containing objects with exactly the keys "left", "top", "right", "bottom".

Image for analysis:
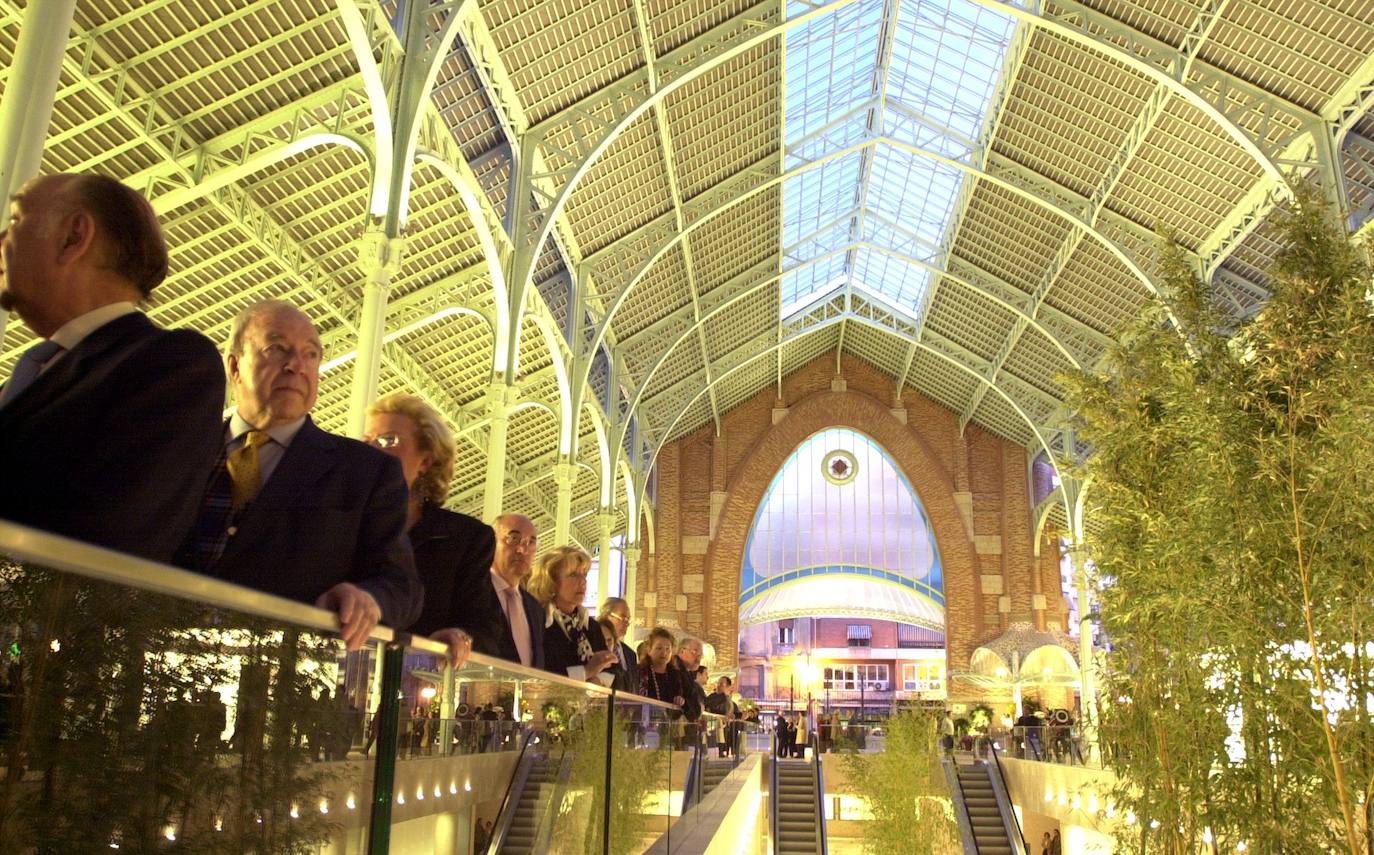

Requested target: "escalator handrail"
[
  {"left": 485, "top": 726, "right": 536, "bottom": 855},
  {"left": 681, "top": 724, "right": 705, "bottom": 811},
  {"left": 942, "top": 756, "right": 979, "bottom": 855},
  {"left": 988, "top": 744, "right": 1030, "bottom": 855},
  {"left": 811, "top": 732, "right": 828, "bottom": 855},
  {"left": 769, "top": 743, "right": 780, "bottom": 853}
]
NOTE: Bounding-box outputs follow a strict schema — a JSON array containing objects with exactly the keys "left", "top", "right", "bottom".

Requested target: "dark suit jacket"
[
  {"left": 612, "top": 639, "right": 641, "bottom": 694},
  {"left": 493, "top": 585, "right": 544, "bottom": 672},
  {"left": 0, "top": 312, "right": 224, "bottom": 563},
  {"left": 541, "top": 606, "right": 611, "bottom": 680},
  {"left": 200, "top": 417, "right": 422, "bottom": 630},
  {"left": 407, "top": 504, "right": 498, "bottom": 640}
]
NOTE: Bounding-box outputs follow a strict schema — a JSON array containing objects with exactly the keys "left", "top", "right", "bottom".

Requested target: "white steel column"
[
  {"left": 622, "top": 545, "right": 641, "bottom": 631},
  {"left": 1068, "top": 543, "right": 1098, "bottom": 758},
  {"left": 0, "top": 0, "right": 76, "bottom": 346},
  {"left": 346, "top": 229, "right": 404, "bottom": 436},
  {"left": 553, "top": 460, "right": 577, "bottom": 545},
  {"left": 596, "top": 510, "right": 615, "bottom": 602},
  {"left": 481, "top": 381, "right": 514, "bottom": 523}
]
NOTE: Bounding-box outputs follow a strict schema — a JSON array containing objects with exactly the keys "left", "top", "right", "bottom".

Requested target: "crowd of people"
[{"left": 0, "top": 172, "right": 735, "bottom": 734}]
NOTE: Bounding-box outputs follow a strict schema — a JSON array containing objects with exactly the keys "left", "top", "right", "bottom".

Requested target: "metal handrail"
[
  {"left": 681, "top": 725, "right": 705, "bottom": 811},
  {"left": 811, "top": 733, "right": 828, "bottom": 855},
  {"left": 484, "top": 728, "right": 537, "bottom": 855},
  {"left": 769, "top": 749, "right": 780, "bottom": 853},
  {"left": 0, "top": 521, "right": 682, "bottom": 711},
  {"left": 988, "top": 745, "right": 1030, "bottom": 855}
]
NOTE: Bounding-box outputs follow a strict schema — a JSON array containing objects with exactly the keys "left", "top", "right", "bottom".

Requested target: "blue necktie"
[{"left": 0, "top": 340, "right": 65, "bottom": 408}]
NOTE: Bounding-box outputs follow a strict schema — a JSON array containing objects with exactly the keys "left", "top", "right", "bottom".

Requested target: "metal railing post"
[{"left": 367, "top": 641, "right": 407, "bottom": 854}]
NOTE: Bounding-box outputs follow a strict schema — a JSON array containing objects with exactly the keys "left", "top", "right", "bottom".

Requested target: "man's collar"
[
  {"left": 490, "top": 567, "right": 519, "bottom": 593},
  {"left": 48, "top": 302, "right": 138, "bottom": 351},
  {"left": 228, "top": 411, "right": 308, "bottom": 447}
]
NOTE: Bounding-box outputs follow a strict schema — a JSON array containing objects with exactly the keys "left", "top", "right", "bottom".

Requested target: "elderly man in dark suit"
[
  {"left": 178, "top": 299, "right": 422, "bottom": 646},
  {"left": 487, "top": 513, "right": 544, "bottom": 670},
  {"left": 0, "top": 173, "right": 223, "bottom": 562}
]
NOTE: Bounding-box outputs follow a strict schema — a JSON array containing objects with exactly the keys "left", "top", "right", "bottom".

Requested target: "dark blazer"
[
  {"left": 612, "top": 639, "right": 641, "bottom": 694},
  {"left": 0, "top": 313, "right": 224, "bottom": 563},
  {"left": 407, "top": 504, "right": 498, "bottom": 640},
  {"left": 541, "top": 606, "right": 611, "bottom": 680},
  {"left": 493, "top": 584, "right": 544, "bottom": 671},
  {"left": 198, "top": 417, "right": 423, "bottom": 629}
]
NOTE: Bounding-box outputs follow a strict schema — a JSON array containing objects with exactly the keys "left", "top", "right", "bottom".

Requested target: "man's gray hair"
[
  {"left": 600, "top": 596, "right": 628, "bottom": 616},
  {"left": 228, "top": 299, "right": 304, "bottom": 356},
  {"left": 678, "top": 635, "right": 702, "bottom": 652}
]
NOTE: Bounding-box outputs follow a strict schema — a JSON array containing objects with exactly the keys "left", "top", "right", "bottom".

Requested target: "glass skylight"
[{"left": 780, "top": 0, "right": 1017, "bottom": 320}]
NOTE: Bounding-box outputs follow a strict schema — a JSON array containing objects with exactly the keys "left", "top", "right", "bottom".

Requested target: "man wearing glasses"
[
  {"left": 179, "top": 299, "right": 422, "bottom": 648},
  {"left": 598, "top": 597, "right": 640, "bottom": 693},
  {"left": 488, "top": 514, "right": 545, "bottom": 670}
]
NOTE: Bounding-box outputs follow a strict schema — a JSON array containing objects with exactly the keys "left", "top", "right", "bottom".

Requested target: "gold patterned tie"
[{"left": 227, "top": 430, "right": 272, "bottom": 511}]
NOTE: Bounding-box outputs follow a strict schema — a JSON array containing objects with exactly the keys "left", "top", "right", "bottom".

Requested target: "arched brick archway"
[{"left": 703, "top": 388, "right": 981, "bottom": 670}]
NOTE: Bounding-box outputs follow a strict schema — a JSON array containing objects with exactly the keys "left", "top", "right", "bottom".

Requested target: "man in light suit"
[
  {"left": 178, "top": 299, "right": 422, "bottom": 646},
  {"left": 0, "top": 173, "right": 223, "bottom": 562},
  {"left": 487, "top": 514, "right": 544, "bottom": 670}
]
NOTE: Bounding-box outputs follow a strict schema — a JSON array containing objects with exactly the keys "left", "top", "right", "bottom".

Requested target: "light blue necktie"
[{"left": 0, "top": 340, "right": 65, "bottom": 408}]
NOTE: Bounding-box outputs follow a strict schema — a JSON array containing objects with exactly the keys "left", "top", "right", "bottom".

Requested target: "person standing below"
[
  {"left": 527, "top": 546, "right": 619, "bottom": 684},
  {"left": 599, "top": 597, "right": 640, "bottom": 693},
  {"left": 178, "top": 300, "right": 422, "bottom": 646},
  {"left": 364, "top": 392, "right": 497, "bottom": 667},
  {"left": 0, "top": 173, "right": 224, "bottom": 562},
  {"left": 704, "top": 675, "right": 740, "bottom": 757},
  {"left": 488, "top": 514, "right": 544, "bottom": 670},
  {"left": 939, "top": 710, "right": 956, "bottom": 754}
]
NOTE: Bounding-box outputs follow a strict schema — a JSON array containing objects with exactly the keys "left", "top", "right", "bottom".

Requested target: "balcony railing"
[{"left": 0, "top": 521, "right": 757, "bottom": 854}]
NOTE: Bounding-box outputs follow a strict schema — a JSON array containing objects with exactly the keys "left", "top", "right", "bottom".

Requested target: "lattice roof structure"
[{"left": 1, "top": 0, "right": 1371, "bottom": 550}]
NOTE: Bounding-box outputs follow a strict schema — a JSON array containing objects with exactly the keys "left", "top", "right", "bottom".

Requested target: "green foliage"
[
  {"left": 0, "top": 563, "right": 342, "bottom": 853},
  {"left": 552, "top": 703, "right": 669, "bottom": 855},
  {"left": 839, "top": 713, "right": 960, "bottom": 855},
  {"left": 1061, "top": 191, "right": 1374, "bottom": 854}
]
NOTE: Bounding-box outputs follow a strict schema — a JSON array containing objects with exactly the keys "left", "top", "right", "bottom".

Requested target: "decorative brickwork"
[{"left": 636, "top": 354, "right": 1044, "bottom": 690}]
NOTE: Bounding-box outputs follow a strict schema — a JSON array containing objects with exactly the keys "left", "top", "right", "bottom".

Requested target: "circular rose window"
[{"left": 821, "top": 449, "right": 858, "bottom": 485}]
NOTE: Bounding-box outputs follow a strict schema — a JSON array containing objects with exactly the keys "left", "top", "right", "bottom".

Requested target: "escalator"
[
  {"left": 700, "top": 757, "right": 735, "bottom": 798},
  {"left": 771, "top": 737, "right": 827, "bottom": 855},
  {"left": 489, "top": 747, "right": 570, "bottom": 854},
  {"left": 948, "top": 754, "right": 1026, "bottom": 855}
]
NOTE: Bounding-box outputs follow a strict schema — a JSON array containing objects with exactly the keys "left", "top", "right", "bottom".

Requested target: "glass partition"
[
  {"left": 0, "top": 551, "right": 378, "bottom": 853},
  {"left": 0, "top": 522, "right": 706, "bottom": 855}
]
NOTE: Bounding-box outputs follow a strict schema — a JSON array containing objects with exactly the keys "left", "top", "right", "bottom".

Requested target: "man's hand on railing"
[
  {"left": 430, "top": 627, "right": 473, "bottom": 668},
  {"left": 315, "top": 582, "right": 380, "bottom": 650}
]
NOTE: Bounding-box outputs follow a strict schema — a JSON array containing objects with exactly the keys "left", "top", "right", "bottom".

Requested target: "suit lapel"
[
  {"left": 218, "top": 417, "right": 335, "bottom": 561},
  {"left": 0, "top": 313, "right": 153, "bottom": 428}
]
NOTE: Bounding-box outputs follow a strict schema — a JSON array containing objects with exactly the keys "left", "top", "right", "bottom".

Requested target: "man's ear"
[
  {"left": 226, "top": 352, "right": 241, "bottom": 385},
  {"left": 55, "top": 210, "right": 98, "bottom": 265}
]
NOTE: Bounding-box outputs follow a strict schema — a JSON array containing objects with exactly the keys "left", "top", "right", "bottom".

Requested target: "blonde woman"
[
  {"left": 364, "top": 392, "right": 496, "bottom": 667},
  {"left": 526, "top": 546, "right": 619, "bottom": 684}
]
